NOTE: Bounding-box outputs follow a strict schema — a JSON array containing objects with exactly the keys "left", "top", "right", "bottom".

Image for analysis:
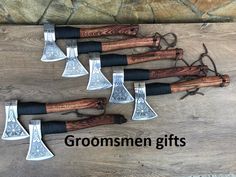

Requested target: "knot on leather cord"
[{"left": 152, "top": 32, "right": 177, "bottom": 50}]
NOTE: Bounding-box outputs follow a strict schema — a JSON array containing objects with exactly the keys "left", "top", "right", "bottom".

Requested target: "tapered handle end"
[{"left": 112, "top": 114, "right": 127, "bottom": 124}]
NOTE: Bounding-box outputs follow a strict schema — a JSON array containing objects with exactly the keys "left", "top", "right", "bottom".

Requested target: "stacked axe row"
[{"left": 2, "top": 24, "right": 230, "bottom": 161}]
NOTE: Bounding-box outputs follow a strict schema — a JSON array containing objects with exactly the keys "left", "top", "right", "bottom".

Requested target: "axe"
[
  {"left": 87, "top": 48, "right": 182, "bottom": 90},
  {"left": 41, "top": 23, "right": 139, "bottom": 62},
  {"left": 109, "top": 65, "right": 209, "bottom": 103},
  {"left": 132, "top": 75, "right": 230, "bottom": 120},
  {"left": 26, "top": 114, "right": 127, "bottom": 161},
  {"left": 1, "top": 98, "right": 107, "bottom": 140}
]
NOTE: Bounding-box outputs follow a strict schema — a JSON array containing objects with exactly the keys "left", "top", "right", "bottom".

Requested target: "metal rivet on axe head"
[
  {"left": 41, "top": 23, "right": 66, "bottom": 62},
  {"left": 26, "top": 120, "right": 54, "bottom": 161},
  {"left": 62, "top": 40, "right": 88, "bottom": 77},
  {"left": 109, "top": 68, "right": 134, "bottom": 104},
  {"left": 132, "top": 82, "right": 158, "bottom": 120},
  {"left": 1, "top": 100, "right": 29, "bottom": 140},
  {"left": 87, "top": 53, "right": 112, "bottom": 90}
]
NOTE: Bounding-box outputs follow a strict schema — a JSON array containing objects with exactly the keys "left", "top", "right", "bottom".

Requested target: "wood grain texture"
[
  {"left": 171, "top": 75, "right": 230, "bottom": 93},
  {"left": 0, "top": 24, "right": 235, "bottom": 177},
  {"left": 66, "top": 114, "right": 125, "bottom": 132},
  {"left": 102, "top": 37, "right": 160, "bottom": 52},
  {"left": 149, "top": 65, "right": 208, "bottom": 79},
  {"left": 79, "top": 25, "right": 139, "bottom": 38},
  {"left": 127, "top": 48, "right": 183, "bottom": 65},
  {"left": 46, "top": 98, "right": 107, "bottom": 113}
]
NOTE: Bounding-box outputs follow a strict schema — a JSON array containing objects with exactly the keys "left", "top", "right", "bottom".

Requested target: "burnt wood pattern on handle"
[
  {"left": 46, "top": 98, "right": 107, "bottom": 113},
  {"left": 66, "top": 114, "right": 119, "bottom": 131},
  {"left": 127, "top": 48, "right": 183, "bottom": 65},
  {"left": 149, "top": 65, "right": 208, "bottom": 79},
  {"left": 101, "top": 37, "right": 160, "bottom": 52},
  {"left": 79, "top": 25, "right": 139, "bottom": 38},
  {"left": 170, "top": 75, "right": 230, "bottom": 93}
]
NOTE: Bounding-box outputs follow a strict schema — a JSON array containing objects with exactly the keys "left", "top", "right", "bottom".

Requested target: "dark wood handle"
[
  {"left": 79, "top": 25, "right": 139, "bottom": 38},
  {"left": 66, "top": 114, "right": 127, "bottom": 131},
  {"left": 171, "top": 75, "right": 230, "bottom": 93},
  {"left": 127, "top": 48, "right": 183, "bottom": 65},
  {"left": 46, "top": 98, "right": 107, "bottom": 113},
  {"left": 101, "top": 37, "right": 159, "bottom": 52},
  {"left": 149, "top": 65, "right": 208, "bottom": 79}
]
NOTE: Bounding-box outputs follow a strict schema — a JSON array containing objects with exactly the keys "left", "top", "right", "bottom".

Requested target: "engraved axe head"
[
  {"left": 1, "top": 100, "right": 29, "bottom": 140},
  {"left": 87, "top": 53, "right": 112, "bottom": 90},
  {"left": 109, "top": 68, "right": 134, "bottom": 104},
  {"left": 62, "top": 40, "right": 88, "bottom": 77},
  {"left": 26, "top": 120, "right": 54, "bottom": 161},
  {"left": 132, "top": 82, "right": 158, "bottom": 120},
  {"left": 41, "top": 23, "right": 66, "bottom": 62}
]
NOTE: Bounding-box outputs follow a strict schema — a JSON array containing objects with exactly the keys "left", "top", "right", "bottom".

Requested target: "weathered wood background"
[{"left": 0, "top": 24, "right": 235, "bottom": 177}]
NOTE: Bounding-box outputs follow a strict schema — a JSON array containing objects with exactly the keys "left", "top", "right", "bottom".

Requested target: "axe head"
[
  {"left": 109, "top": 68, "right": 134, "bottom": 103},
  {"left": 62, "top": 40, "right": 88, "bottom": 77},
  {"left": 2, "top": 100, "right": 29, "bottom": 140},
  {"left": 41, "top": 23, "right": 66, "bottom": 62},
  {"left": 26, "top": 120, "right": 54, "bottom": 161},
  {"left": 87, "top": 53, "right": 112, "bottom": 90},
  {"left": 132, "top": 82, "right": 158, "bottom": 120}
]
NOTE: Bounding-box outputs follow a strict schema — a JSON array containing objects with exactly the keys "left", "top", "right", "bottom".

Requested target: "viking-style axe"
[
  {"left": 132, "top": 75, "right": 230, "bottom": 120},
  {"left": 87, "top": 48, "right": 182, "bottom": 90},
  {"left": 109, "top": 65, "right": 209, "bottom": 103},
  {"left": 26, "top": 114, "right": 127, "bottom": 161},
  {"left": 1, "top": 98, "right": 107, "bottom": 140},
  {"left": 41, "top": 23, "right": 139, "bottom": 62}
]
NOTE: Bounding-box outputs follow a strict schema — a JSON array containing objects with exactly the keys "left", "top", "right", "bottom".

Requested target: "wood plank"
[{"left": 0, "top": 23, "right": 235, "bottom": 177}]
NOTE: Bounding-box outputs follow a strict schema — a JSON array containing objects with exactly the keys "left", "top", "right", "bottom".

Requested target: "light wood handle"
[{"left": 171, "top": 75, "right": 230, "bottom": 93}]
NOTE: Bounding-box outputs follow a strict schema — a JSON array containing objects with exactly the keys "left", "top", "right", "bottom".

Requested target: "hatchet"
[
  {"left": 41, "top": 23, "right": 139, "bottom": 62},
  {"left": 132, "top": 75, "right": 230, "bottom": 120},
  {"left": 87, "top": 48, "right": 182, "bottom": 90},
  {"left": 109, "top": 65, "right": 209, "bottom": 103},
  {"left": 1, "top": 98, "right": 107, "bottom": 140},
  {"left": 26, "top": 114, "right": 127, "bottom": 161}
]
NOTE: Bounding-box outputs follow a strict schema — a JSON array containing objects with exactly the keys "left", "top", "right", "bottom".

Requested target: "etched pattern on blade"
[
  {"left": 87, "top": 57, "right": 112, "bottom": 90},
  {"left": 132, "top": 82, "right": 158, "bottom": 120},
  {"left": 109, "top": 70, "right": 134, "bottom": 103},
  {"left": 2, "top": 100, "right": 29, "bottom": 140},
  {"left": 26, "top": 120, "right": 54, "bottom": 161},
  {"left": 62, "top": 57, "right": 88, "bottom": 77},
  {"left": 41, "top": 24, "right": 66, "bottom": 62},
  {"left": 41, "top": 42, "right": 66, "bottom": 62}
]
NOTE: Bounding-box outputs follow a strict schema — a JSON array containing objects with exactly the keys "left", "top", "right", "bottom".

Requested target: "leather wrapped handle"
[
  {"left": 55, "top": 25, "right": 139, "bottom": 39},
  {"left": 17, "top": 98, "right": 107, "bottom": 115},
  {"left": 41, "top": 114, "right": 127, "bottom": 135},
  {"left": 77, "top": 37, "right": 160, "bottom": 54},
  {"left": 46, "top": 98, "right": 107, "bottom": 113},
  {"left": 170, "top": 75, "right": 230, "bottom": 93},
  {"left": 145, "top": 75, "right": 230, "bottom": 96},
  {"left": 100, "top": 48, "right": 183, "bottom": 67},
  {"left": 124, "top": 65, "right": 208, "bottom": 81}
]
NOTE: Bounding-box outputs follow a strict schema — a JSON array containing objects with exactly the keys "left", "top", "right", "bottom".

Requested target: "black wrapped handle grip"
[
  {"left": 17, "top": 102, "right": 46, "bottom": 115},
  {"left": 77, "top": 41, "right": 102, "bottom": 54},
  {"left": 146, "top": 83, "right": 171, "bottom": 96},
  {"left": 100, "top": 54, "right": 128, "bottom": 67},
  {"left": 55, "top": 27, "right": 80, "bottom": 39},
  {"left": 41, "top": 121, "right": 67, "bottom": 135},
  {"left": 124, "top": 69, "right": 149, "bottom": 81}
]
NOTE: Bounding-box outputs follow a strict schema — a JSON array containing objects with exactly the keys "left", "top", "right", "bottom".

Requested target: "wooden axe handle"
[
  {"left": 127, "top": 48, "right": 183, "bottom": 65},
  {"left": 46, "top": 98, "right": 107, "bottom": 113},
  {"left": 171, "top": 75, "right": 230, "bottom": 93},
  {"left": 41, "top": 114, "right": 127, "bottom": 135},
  {"left": 149, "top": 65, "right": 208, "bottom": 79},
  {"left": 101, "top": 37, "right": 160, "bottom": 52},
  {"left": 80, "top": 25, "right": 139, "bottom": 38}
]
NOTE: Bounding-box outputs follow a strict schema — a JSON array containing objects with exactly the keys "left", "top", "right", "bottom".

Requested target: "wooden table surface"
[{"left": 0, "top": 24, "right": 235, "bottom": 177}]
